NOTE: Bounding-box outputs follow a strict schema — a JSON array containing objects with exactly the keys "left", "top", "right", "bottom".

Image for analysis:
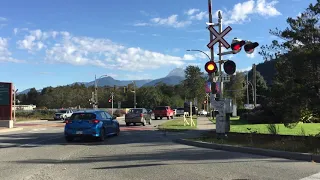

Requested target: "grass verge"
[
  {"left": 158, "top": 116, "right": 198, "bottom": 132},
  {"left": 210, "top": 116, "right": 320, "bottom": 136},
  {"left": 190, "top": 131, "right": 320, "bottom": 154}
]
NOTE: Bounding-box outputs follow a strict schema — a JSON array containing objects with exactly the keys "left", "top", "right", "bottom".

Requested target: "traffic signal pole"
[{"left": 208, "top": 0, "right": 215, "bottom": 118}]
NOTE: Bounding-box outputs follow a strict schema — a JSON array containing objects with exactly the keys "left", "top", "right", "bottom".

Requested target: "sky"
[{"left": 0, "top": 0, "right": 315, "bottom": 91}]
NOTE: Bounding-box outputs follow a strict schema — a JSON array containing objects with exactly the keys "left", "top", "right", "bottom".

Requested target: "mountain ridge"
[{"left": 18, "top": 68, "right": 186, "bottom": 94}]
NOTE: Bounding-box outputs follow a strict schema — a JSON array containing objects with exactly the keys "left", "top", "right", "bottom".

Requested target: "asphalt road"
[{"left": 0, "top": 119, "right": 319, "bottom": 180}]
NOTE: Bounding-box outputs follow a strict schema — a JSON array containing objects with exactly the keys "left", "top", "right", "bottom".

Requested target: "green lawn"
[
  {"left": 210, "top": 116, "right": 320, "bottom": 136},
  {"left": 158, "top": 116, "right": 198, "bottom": 131}
]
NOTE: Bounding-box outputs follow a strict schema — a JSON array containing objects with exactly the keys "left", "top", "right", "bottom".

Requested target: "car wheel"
[
  {"left": 171, "top": 116, "right": 173, "bottom": 119},
  {"left": 160, "top": 117, "right": 163, "bottom": 120},
  {"left": 115, "top": 127, "right": 120, "bottom": 136},
  {"left": 142, "top": 119, "right": 146, "bottom": 126},
  {"left": 126, "top": 123, "right": 130, "bottom": 126},
  {"left": 167, "top": 116, "right": 169, "bottom": 120},
  {"left": 98, "top": 128, "right": 105, "bottom": 141},
  {"left": 65, "top": 136, "right": 73, "bottom": 142}
]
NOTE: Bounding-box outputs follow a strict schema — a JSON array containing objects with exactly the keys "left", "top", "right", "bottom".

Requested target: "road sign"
[
  {"left": 207, "top": 26, "right": 232, "bottom": 49},
  {"left": 0, "top": 83, "right": 10, "bottom": 105},
  {"left": 217, "top": 74, "right": 231, "bottom": 82}
]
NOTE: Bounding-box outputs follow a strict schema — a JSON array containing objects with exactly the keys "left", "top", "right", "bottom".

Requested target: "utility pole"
[
  {"left": 247, "top": 72, "right": 249, "bottom": 104},
  {"left": 94, "top": 75, "right": 98, "bottom": 109},
  {"left": 111, "top": 92, "right": 114, "bottom": 115},
  {"left": 13, "top": 86, "right": 18, "bottom": 122},
  {"left": 253, "top": 64, "right": 257, "bottom": 107},
  {"left": 132, "top": 81, "right": 136, "bottom": 108},
  {"left": 90, "top": 92, "right": 95, "bottom": 108}
]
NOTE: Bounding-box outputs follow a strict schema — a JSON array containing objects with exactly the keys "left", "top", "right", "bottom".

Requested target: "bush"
[
  {"left": 16, "top": 110, "right": 55, "bottom": 119},
  {"left": 240, "top": 106, "right": 282, "bottom": 124},
  {"left": 237, "top": 109, "right": 249, "bottom": 116}
]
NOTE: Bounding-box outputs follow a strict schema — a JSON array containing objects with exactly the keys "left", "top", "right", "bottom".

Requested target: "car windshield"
[
  {"left": 70, "top": 113, "right": 96, "bottom": 120},
  {"left": 129, "top": 109, "right": 142, "bottom": 114},
  {"left": 155, "top": 107, "right": 167, "bottom": 110},
  {"left": 58, "top": 110, "right": 67, "bottom": 113}
]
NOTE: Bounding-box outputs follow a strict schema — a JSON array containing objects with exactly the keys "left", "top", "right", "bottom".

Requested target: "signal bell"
[{"left": 205, "top": 61, "right": 217, "bottom": 74}]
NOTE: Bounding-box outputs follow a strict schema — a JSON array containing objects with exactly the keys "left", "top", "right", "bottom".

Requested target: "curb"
[
  {"left": 174, "top": 139, "right": 320, "bottom": 163},
  {"left": 0, "top": 127, "right": 24, "bottom": 133},
  {"left": 15, "top": 120, "right": 48, "bottom": 124}
]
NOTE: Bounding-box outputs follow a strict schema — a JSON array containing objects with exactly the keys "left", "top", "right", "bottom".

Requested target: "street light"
[
  {"left": 94, "top": 74, "right": 109, "bottom": 109},
  {"left": 186, "top": 49, "right": 211, "bottom": 61}
]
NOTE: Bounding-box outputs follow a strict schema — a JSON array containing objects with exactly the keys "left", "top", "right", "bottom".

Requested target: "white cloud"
[
  {"left": 133, "top": 22, "right": 149, "bottom": 27},
  {"left": 16, "top": 29, "right": 61, "bottom": 52},
  {"left": 13, "top": 28, "right": 18, "bottom": 35},
  {"left": 151, "top": 15, "right": 191, "bottom": 28},
  {"left": 215, "top": 0, "right": 281, "bottom": 25},
  {"left": 185, "top": 9, "right": 200, "bottom": 16},
  {"left": 135, "top": 14, "right": 191, "bottom": 28},
  {"left": 185, "top": 8, "right": 207, "bottom": 21},
  {"left": 246, "top": 51, "right": 256, "bottom": 58},
  {"left": 0, "top": 17, "right": 7, "bottom": 21},
  {"left": 237, "top": 66, "right": 252, "bottom": 72},
  {"left": 183, "top": 54, "right": 196, "bottom": 60},
  {"left": 16, "top": 29, "right": 201, "bottom": 71},
  {"left": 190, "top": 11, "right": 207, "bottom": 20},
  {"left": 227, "top": 55, "right": 234, "bottom": 59},
  {"left": 0, "top": 37, "right": 24, "bottom": 63}
]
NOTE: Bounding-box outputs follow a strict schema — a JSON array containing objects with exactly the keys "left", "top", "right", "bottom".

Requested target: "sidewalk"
[{"left": 197, "top": 116, "right": 216, "bottom": 130}]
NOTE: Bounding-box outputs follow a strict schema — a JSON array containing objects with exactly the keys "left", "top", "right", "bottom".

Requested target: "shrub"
[
  {"left": 266, "top": 124, "right": 279, "bottom": 135},
  {"left": 240, "top": 106, "right": 282, "bottom": 124}
]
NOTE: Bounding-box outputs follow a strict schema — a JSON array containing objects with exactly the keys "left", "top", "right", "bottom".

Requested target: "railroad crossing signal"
[
  {"left": 204, "top": 61, "right": 218, "bottom": 74},
  {"left": 207, "top": 26, "right": 232, "bottom": 49},
  {"left": 231, "top": 38, "right": 246, "bottom": 54},
  {"left": 244, "top": 41, "right": 259, "bottom": 54},
  {"left": 223, "top": 60, "right": 236, "bottom": 75}
]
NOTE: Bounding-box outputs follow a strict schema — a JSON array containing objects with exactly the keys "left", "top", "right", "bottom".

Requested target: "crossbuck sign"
[{"left": 207, "top": 26, "right": 232, "bottom": 49}]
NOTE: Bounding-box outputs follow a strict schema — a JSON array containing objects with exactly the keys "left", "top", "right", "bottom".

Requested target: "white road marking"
[{"left": 300, "top": 172, "right": 320, "bottom": 180}]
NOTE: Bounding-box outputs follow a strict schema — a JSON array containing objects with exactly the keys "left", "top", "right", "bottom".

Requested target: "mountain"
[
  {"left": 19, "top": 68, "right": 187, "bottom": 94},
  {"left": 17, "top": 88, "right": 42, "bottom": 95},
  {"left": 166, "top": 68, "right": 185, "bottom": 78},
  {"left": 142, "top": 68, "right": 186, "bottom": 87},
  {"left": 142, "top": 76, "right": 185, "bottom": 87},
  {"left": 85, "top": 76, "right": 152, "bottom": 87}
]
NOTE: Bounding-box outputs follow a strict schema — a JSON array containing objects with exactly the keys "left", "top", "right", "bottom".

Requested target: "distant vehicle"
[
  {"left": 175, "top": 107, "right": 184, "bottom": 116},
  {"left": 153, "top": 106, "right": 174, "bottom": 120},
  {"left": 54, "top": 109, "right": 73, "bottom": 120},
  {"left": 125, "top": 108, "right": 152, "bottom": 126},
  {"left": 64, "top": 110, "right": 120, "bottom": 142},
  {"left": 184, "top": 102, "right": 198, "bottom": 115},
  {"left": 198, "top": 110, "right": 208, "bottom": 116}
]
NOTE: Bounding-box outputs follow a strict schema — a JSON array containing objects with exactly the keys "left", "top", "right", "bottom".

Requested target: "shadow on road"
[{"left": 2, "top": 128, "right": 302, "bottom": 168}]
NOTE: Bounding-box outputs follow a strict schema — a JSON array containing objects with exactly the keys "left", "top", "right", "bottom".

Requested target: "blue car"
[{"left": 64, "top": 110, "right": 120, "bottom": 142}]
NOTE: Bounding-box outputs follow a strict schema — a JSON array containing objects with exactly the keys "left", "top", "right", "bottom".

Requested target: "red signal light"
[
  {"left": 108, "top": 99, "right": 112, "bottom": 103},
  {"left": 204, "top": 61, "right": 217, "bottom": 74},
  {"left": 223, "top": 60, "right": 236, "bottom": 75},
  {"left": 244, "top": 42, "right": 259, "bottom": 54},
  {"left": 231, "top": 40, "right": 246, "bottom": 53}
]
